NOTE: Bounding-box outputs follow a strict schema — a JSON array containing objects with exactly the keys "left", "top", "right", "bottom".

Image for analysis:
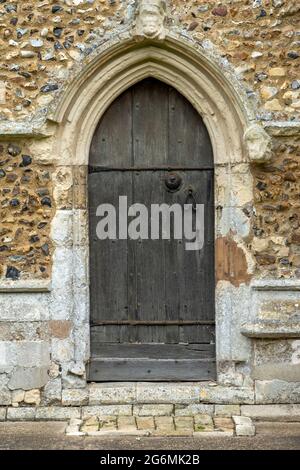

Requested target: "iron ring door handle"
[{"left": 185, "top": 188, "right": 197, "bottom": 211}]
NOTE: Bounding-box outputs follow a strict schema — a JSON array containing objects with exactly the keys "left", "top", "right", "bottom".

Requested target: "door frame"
[{"left": 50, "top": 32, "right": 259, "bottom": 385}]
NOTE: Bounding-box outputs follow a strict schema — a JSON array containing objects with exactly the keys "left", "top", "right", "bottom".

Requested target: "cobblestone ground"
[{"left": 66, "top": 414, "right": 255, "bottom": 437}]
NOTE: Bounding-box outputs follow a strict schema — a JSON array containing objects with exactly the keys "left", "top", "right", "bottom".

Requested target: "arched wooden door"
[{"left": 88, "top": 78, "right": 215, "bottom": 381}]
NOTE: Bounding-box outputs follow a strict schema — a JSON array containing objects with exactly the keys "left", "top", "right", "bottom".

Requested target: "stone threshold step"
[{"left": 65, "top": 415, "right": 255, "bottom": 437}]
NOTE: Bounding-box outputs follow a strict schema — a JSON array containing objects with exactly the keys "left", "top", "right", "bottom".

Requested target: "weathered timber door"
[{"left": 88, "top": 78, "right": 215, "bottom": 381}]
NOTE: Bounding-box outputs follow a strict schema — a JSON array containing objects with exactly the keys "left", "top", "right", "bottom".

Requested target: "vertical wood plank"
[
  {"left": 89, "top": 171, "right": 132, "bottom": 323},
  {"left": 133, "top": 79, "right": 168, "bottom": 167},
  {"left": 90, "top": 89, "right": 132, "bottom": 168},
  {"left": 168, "top": 86, "right": 213, "bottom": 168}
]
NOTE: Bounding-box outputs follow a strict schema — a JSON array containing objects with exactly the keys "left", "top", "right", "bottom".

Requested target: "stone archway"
[
  {"left": 48, "top": 30, "right": 262, "bottom": 387},
  {"left": 52, "top": 35, "right": 253, "bottom": 167}
]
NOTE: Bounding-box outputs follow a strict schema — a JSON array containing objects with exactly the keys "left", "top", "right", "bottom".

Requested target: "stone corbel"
[
  {"left": 244, "top": 123, "right": 273, "bottom": 164},
  {"left": 133, "top": 0, "right": 167, "bottom": 41}
]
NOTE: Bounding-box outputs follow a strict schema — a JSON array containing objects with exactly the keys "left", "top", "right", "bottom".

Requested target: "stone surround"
[{"left": 0, "top": 1, "right": 299, "bottom": 416}]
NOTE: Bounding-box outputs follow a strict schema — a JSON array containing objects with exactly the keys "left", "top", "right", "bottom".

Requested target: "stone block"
[
  {"left": 232, "top": 415, "right": 252, "bottom": 426},
  {"left": 48, "top": 321, "right": 72, "bottom": 339},
  {"left": 14, "top": 342, "right": 50, "bottom": 368},
  {"left": 73, "top": 287, "right": 89, "bottom": 325},
  {"left": 0, "top": 341, "right": 50, "bottom": 368},
  {"left": 194, "top": 414, "right": 214, "bottom": 431},
  {"left": 118, "top": 416, "right": 136, "bottom": 431},
  {"left": 133, "top": 404, "right": 174, "bottom": 416},
  {"left": 11, "top": 390, "right": 24, "bottom": 404},
  {"left": 62, "top": 373, "right": 86, "bottom": 389},
  {"left": 215, "top": 404, "right": 241, "bottom": 416},
  {"left": 50, "top": 210, "right": 73, "bottom": 247},
  {"left": 62, "top": 389, "right": 89, "bottom": 406},
  {"left": 136, "top": 417, "right": 155, "bottom": 430},
  {"left": 0, "top": 294, "right": 50, "bottom": 322},
  {"left": 235, "top": 423, "right": 256, "bottom": 436},
  {"left": 99, "top": 416, "right": 117, "bottom": 431},
  {"left": 73, "top": 247, "right": 89, "bottom": 288},
  {"left": 73, "top": 210, "right": 88, "bottom": 246},
  {"left": 53, "top": 166, "right": 73, "bottom": 209},
  {"left": 0, "top": 408, "right": 6, "bottom": 421},
  {"left": 81, "top": 424, "right": 99, "bottom": 433},
  {"left": 174, "top": 416, "right": 194, "bottom": 430},
  {"left": 216, "top": 283, "right": 252, "bottom": 362},
  {"left": 43, "top": 378, "right": 62, "bottom": 404},
  {"left": 8, "top": 367, "right": 49, "bottom": 391},
  {"left": 69, "top": 418, "right": 83, "bottom": 426},
  {"left": 66, "top": 426, "right": 84, "bottom": 436},
  {"left": 155, "top": 416, "right": 175, "bottom": 432},
  {"left": 35, "top": 407, "right": 81, "bottom": 421},
  {"left": 73, "top": 167, "right": 87, "bottom": 208},
  {"left": 82, "top": 405, "right": 132, "bottom": 419},
  {"left": 85, "top": 416, "right": 99, "bottom": 426},
  {"left": 0, "top": 343, "right": 8, "bottom": 369},
  {"left": 89, "top": 383, "right": 136, "bottom": 405},
  {"left": 24, "top": 389, "right": 41, "bottom": 405},
  {"left": 7, "top": 407, "right": 36, "bottom": 421},
  {"left": 255, "top": 380, "right": 300, "bottom": 404},
  {"left": 199, "top": 385, "right": 254, "bottom": 404},
  {"left": 73, "top": 182, "right": 87, "bottom": 210},
  {"left": 241, "top": 404, "right": 300, "bottom": 421},
  {"left": 217, "top": 362, "right": 244, "bottom": 387},
  {"left": 136, "top": 383, "right": 200, "bottom": 404},
  {"left": 51, "top": 247, "right": 73, "bottom": 291},
  {"left": 73, "top": 325, "right": 90, "bottom": 363},
  {"left": 48, "top": 362, "right": 60, "bottom": 379},
  {"left": 51, "top": 338, "right": 74, "bottom": 363},
  {"left": 175, "top": 404, "right": 214, "bottom": 416},
  {"left": 252, "top": 364, "right": 300, "bottom": 382},
  {"left": 0, "top": 375, "right": 11, "bottom": 405},
  {"left": 49, "top": 288, "right": 73, "bottom": 321},
  {"left": 213, "top": 417, "right": 234, "bottom": 431}
]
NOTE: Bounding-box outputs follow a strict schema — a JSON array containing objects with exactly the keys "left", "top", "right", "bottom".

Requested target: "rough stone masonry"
[{"left": 0, "top": 0, "right": 300, "bottom": 422}]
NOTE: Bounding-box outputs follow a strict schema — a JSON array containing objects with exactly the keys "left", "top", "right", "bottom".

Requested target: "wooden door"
[{"left": 88, "top": 79, "right": 215, "bottom": 381}]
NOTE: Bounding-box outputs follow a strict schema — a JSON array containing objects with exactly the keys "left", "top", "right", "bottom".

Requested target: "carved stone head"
[
  {"left": 244, "top": 124, "right": 273, "bottom": 164},
  {"left": 134, "top": 0, "right": 167, "bottom": 40}
]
